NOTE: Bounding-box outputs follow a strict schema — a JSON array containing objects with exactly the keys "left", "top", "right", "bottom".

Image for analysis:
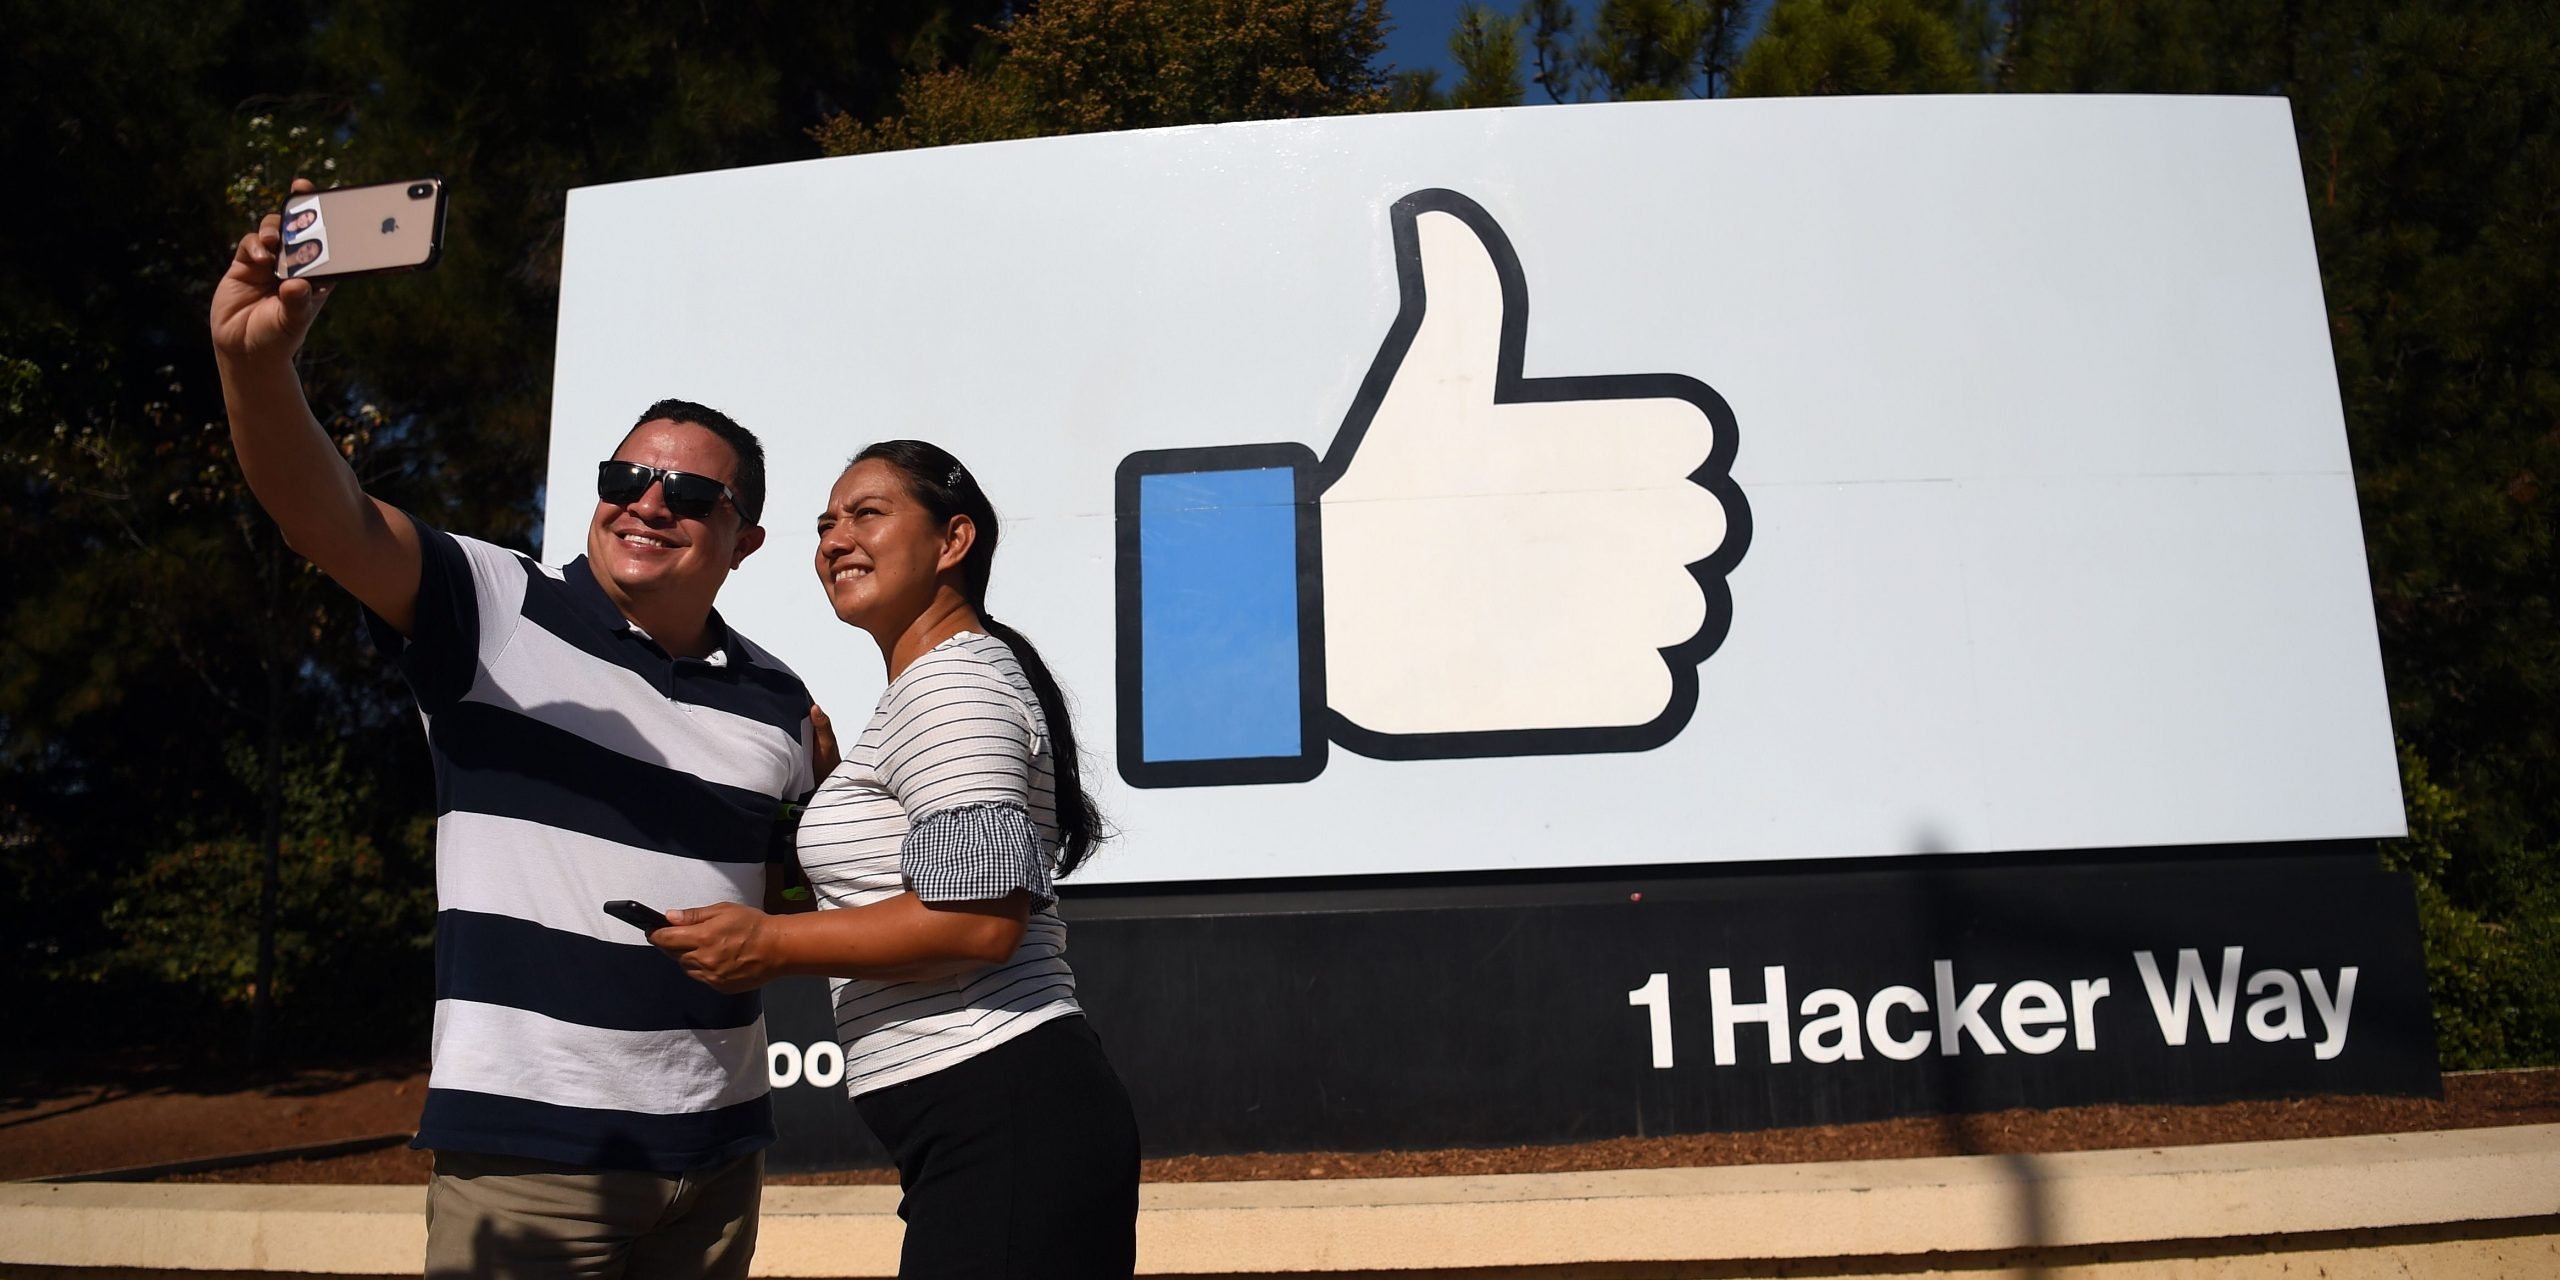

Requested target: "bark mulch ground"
[{"left": 4, "top": 1065, "right": 2554, "bottom": 1187}]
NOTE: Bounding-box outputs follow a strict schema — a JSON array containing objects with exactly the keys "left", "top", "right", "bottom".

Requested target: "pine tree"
[
  {"left": 1451, "top": 3, "right": 1530, "bottom": 108},
  {"left": 1582, "top": 0, "right": 1708, "bottom": 100},
  {"left": 0, "top": 0, "right": 999, "bottom": 1060},
  {"left": 816, "top": 0, "right": 1392, "bottom": 153},
  {"left": 1731, "top": 0, "right": 1981, "bottom": 97}
]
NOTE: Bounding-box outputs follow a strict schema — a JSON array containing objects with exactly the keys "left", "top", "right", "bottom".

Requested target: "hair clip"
[{"left": 946, "top": 464, "right": 966, "bottom": 491}]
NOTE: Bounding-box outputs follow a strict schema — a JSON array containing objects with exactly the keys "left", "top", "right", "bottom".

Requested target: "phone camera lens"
[{"left": 407, "top": 182, "right": 433, "bottom": 199}]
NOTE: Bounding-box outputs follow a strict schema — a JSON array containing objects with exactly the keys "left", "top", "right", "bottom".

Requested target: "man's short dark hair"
[{"left": 628, "top": 399, "right": 766, "bottom": 526}]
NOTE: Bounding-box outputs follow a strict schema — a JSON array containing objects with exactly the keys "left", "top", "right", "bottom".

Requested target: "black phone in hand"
[{"left": 604, "top": 899, "right": 672, "bottom": 933}]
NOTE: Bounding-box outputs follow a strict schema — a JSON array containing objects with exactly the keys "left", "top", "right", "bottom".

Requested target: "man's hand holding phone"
[
  {"left": 208, "top": 174, "right": 445, "bottom": 638},
  {"left": 213, "top": 177, "right": 333, "bottom": 371}
]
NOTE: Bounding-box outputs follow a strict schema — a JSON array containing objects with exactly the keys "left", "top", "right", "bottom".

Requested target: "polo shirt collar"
[{"left": 563, "top": 554, "right": 738, "bottom": 669}]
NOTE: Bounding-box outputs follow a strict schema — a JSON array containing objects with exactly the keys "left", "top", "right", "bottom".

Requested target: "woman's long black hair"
[{"left": 852, "top": 440, "right": 1106, "bottom": 876}]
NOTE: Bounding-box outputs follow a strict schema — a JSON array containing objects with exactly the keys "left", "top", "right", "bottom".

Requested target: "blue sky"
[
  {"left": 1376, "top": 0, "right": 1776, "bottom": 93},
  {"left": 1380, "top": 0, "right": 1478, "bottom": 82}
]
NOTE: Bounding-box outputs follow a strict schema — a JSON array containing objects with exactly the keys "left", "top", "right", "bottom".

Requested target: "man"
[{"left": 212, "top": 179, "right": 810, "bottom": 1279}]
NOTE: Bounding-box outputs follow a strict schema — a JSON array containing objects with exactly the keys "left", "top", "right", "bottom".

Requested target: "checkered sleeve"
[
  {"left": 902, "top": 803, "right": 1056, "bottom": 908},
  {"left": 880, "top": 645, "right": 1055, "bottom": 906}
]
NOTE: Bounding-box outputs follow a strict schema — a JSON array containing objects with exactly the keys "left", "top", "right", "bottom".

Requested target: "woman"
[
  {"left": 279, "top": 236, "right": 325, "bottom": 276},
  {"left": 654, "top": 440, "right": 1139, "bottom": 1278}
]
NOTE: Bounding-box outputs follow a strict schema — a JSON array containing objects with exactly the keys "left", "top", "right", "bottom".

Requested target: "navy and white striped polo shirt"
[{"left": 370, "top": 520, "right": 814, "bottom": 1171}]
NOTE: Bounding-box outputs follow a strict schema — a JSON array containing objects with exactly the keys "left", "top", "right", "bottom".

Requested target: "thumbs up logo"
[{"left": 1115, "top": 189, "right": 1750, "bottom": 788}]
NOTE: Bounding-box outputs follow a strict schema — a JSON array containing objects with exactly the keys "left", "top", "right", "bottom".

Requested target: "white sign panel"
[{"left": 544, "top": 94, "right": 2404, "bottom": 885}]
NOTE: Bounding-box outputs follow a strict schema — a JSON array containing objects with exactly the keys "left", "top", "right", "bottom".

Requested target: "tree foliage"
[
  {"left": 1731, "top": 0, "right": 1981, "bottom": 96},
  {"left": 1502, "top": 0, "right": 1752, "bottom": 102},
  {"left": 2, "top": 0, "right": 1002, "bottom": 1062},
  {"left": 1450, "top": 4, "right": 1531, "bottom": 109},
  {"left": 90, "top": 741, "right": 435, "bottom": 1021},
  {"left": 1583, "top": 0, "right": 1713, "bottom": 100},
  {"left": 2292, "top": 2, "right": 2559, "bottom": 1064},
  {"left": 814, "top": 0, "right": 1391, "bottom": 154}
]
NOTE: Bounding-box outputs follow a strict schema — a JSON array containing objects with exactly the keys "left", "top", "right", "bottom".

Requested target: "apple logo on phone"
[{"left": 380, "top": 216, "right": 399, "bottom": 234}]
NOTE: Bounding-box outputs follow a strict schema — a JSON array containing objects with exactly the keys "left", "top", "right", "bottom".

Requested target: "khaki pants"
[{"left": 425, "top": 1150, "right": 762, "bottom": 1280}]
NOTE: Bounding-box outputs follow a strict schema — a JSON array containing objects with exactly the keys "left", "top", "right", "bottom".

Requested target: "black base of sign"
[{"left": 766, "top": 842, "right": 2436, "bottom": 1172}]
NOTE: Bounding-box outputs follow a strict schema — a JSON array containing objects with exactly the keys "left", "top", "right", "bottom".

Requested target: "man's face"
[{"left": 587, "top": 418, "right": 760, "bottom": 603}]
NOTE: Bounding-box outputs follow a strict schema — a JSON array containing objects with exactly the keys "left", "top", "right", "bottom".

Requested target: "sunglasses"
[{"left": 596, "top": 461, "right": 738, "bottom": 520}]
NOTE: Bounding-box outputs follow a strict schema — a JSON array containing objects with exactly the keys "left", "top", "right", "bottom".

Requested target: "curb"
[
  {"left": 18, "top": 1133, "right": 417, "bottom": 1185},
  {"left": 2, "top": 1125, "right": 2556, "bottom": 1277}
]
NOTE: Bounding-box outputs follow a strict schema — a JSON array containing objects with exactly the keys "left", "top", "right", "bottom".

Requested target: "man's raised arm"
[{"left": 210, "top": 177, "right": 423, "bottom": 635}]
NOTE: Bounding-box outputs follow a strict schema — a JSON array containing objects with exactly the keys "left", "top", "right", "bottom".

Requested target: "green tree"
[
  {"left": 1387, "top": 67, "right": 1450, "bottom": 111},
  {"left": 1692, "top": 0, "right": 1753, "bottom": 98},
  {"left": 1996, "top": 0, "right": 2281, "bottom": 94},
  {"left": 1450, "top": 4, "right": 1530, "bottom": 108},
  {"left": 0, "top": 0, "right": 390, "bottom": 1060},
  {"left": 1582, "top": 0, "right": 1707, "bottom": 100},
  {"left": 1512, "top": 0, "right": 1751, "bottom": 102},
  {"left": 1732, "top": 0, "right": 1982, "bottom": 97},
  {"left": 90, "top": 741, "right": 434, "bottom": 1027},
  {"left": 2, "top": 0, "right": 1004, "bottom": 1064},
  {"left": 1521, "top": 0, "right": 1586, "bottom": 103},
  {"left": 817, "top": 0, "right": 1392, "bottom": 153},
  {"left": 2294, "top": 2, "right": 2560, "bottom": 1065},
  {"left": 2387, "top": 742, "right": 2560, "bottom": 1067}
]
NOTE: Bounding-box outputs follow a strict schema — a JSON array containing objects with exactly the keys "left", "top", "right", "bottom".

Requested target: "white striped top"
[{"left": 798, "top": 631, "right": 1082, "bottom": 1096}]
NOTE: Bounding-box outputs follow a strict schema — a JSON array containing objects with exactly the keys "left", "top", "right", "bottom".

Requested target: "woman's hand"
[
  {"left": 810, "top": 703, "right": 840, "bottom": 779},
  {"left": 654, "top": 901, "right": 787, "bottom": 994},
  {"left": 212, "top": 177, "right": 331, "bottom": 368}
]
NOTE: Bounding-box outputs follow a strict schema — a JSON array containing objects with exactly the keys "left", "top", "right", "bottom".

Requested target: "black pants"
[{"left": 854, "top": 1015, "right": 1140, "bottom": 1279}]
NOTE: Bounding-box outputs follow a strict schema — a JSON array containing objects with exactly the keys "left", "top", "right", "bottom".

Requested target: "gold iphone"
[{"left": 276, "top": 178, "right": 448, "bottom": 282}]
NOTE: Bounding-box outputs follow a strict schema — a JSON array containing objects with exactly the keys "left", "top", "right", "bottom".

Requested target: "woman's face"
[{"left": 814, "top": 458, "right": 966, "bottom": 635}]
